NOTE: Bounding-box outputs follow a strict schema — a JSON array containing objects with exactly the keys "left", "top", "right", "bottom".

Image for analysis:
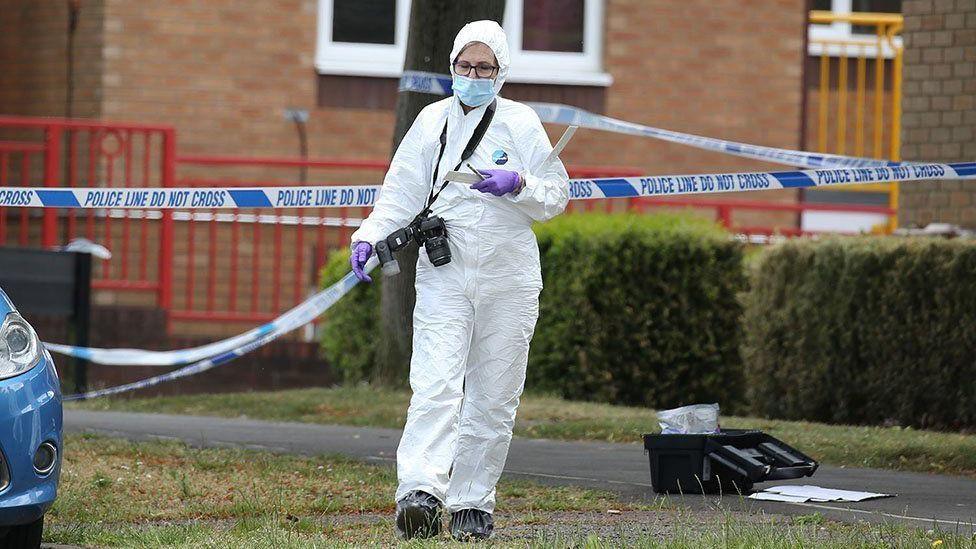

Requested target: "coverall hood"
[{"left": 450, "top": 20, "right": 510, "bottom": 97}]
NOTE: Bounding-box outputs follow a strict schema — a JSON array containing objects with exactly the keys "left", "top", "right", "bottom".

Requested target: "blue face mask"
[{"left": 452, "top": 75, "right": 495, "bottom": 107}]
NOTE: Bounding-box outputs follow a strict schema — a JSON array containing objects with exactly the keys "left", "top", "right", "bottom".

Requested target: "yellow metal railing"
[{"left": 808, "top": 10, "right": 903, "bottom": 231}]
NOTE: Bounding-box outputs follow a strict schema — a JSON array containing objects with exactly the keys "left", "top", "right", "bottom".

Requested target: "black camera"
[
  {"left": 416, "top": 216, "right": 451, "bottom": 266},
  {"left": 375, "top": 214, "right": 451, "bottom": 276}
]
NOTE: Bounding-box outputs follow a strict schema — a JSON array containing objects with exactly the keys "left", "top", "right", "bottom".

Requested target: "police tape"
[
  {"left": 48, "top": 248, "right": 379, "bottom": 366},
  {"left": 50, "top": 273, "right": 338, "bottom": 365},
  {"left": 566, "top": 162, "right": 974, "bottom": 200},
  {"left": 43, "top": 159, "right": 976, "bottom": 369},
  {"left": 61, "top": 257, "right": 377, "bottom": 400},
  {"left": 0, "top": 186, "right": 380, "bottom": 210},
  {"left": 7, "top": 162, "right": 975, "bottom": 212},
  {"left": 399, "top": 70, "right": 899, "bottom": 170}
]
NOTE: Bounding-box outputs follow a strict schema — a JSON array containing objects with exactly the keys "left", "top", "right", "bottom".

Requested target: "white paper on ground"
[
  {"left": 748, "top": 492, "right": 811, "bottom": 503},
  {"left": 749, "top": 485, "right": 894, "bottom": 503}
]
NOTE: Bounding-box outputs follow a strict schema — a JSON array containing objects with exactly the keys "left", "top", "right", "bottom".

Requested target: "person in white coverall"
[{"left": 349, "top": 20, "right": 569, "bottom": 541}]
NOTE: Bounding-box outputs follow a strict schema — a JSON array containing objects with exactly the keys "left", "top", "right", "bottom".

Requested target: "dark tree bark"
[{"left": 375, "top": 1, "right": 505, "bottom": 385}]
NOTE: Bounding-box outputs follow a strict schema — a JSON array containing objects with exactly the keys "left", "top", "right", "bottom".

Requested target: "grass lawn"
[
  {"left": 47, "top": 434, "right": 974, "bottom": 548},
  {"left": 71, "top": 385, "right": 976, "bottom": 478}
]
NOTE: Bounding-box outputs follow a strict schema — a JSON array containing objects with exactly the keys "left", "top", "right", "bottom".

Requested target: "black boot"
[
  {"left": 450, "top": 508, "right": 494, "bottom": 541},
  {"left": 395, "top": 490, "right": 443, "bottom": 539}
]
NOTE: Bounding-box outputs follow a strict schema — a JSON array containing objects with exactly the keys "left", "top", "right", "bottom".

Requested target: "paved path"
[{"left": 65, "top": 410, "right": 976, "bottom": 530}]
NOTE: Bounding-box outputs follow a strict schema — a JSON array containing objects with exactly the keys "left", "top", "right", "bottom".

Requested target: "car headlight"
[{"left": 0, "top": 313, "right": 41, "bottom": 380}]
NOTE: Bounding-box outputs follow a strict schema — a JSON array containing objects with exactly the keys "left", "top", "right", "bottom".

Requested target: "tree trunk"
[{"left": 376, "top": 1, "right": 505, "bottom": 385}]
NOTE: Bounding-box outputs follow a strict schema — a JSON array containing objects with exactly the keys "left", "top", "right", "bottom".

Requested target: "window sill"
[
  {"left": 507, "top": 70, "right": 613, "bottom": 87},
  {"left": 807, "top": 27, "right": 902, "bottom": 59},
  {"left": 315, "top": 61, "right": 403, "bottom": 79},
  {"left": 315, "top": 64, "right": 614, "bottom": 87},
  {"left": 807, "top": 41, "right": 900, "bottom": 59}
]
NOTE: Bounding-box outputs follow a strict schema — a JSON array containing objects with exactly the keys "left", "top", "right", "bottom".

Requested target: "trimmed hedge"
[
  {"left": 321, "top": 213, "right": 746, "bottom": 410},
  {"left": 529, "top": 213, "right": 745, "bottom": 409},
  {"left": 319, "top": 249, "right": 382, "bottom": 384},
  {"left": 742, "top": 238, "right": 976, "bottom": 430}
]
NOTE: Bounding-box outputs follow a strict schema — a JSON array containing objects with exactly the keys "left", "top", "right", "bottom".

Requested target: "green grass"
[
  {"left": 72, "top": 385, "right": 976, "bottom": 478},
  {"left": 48, "top": 433, "right": 639, "bottom": 547},
  {"left": 46, "top": 434, "right": 976, "bottom": 548}
]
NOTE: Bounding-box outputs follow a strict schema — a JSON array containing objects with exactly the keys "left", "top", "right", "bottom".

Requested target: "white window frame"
[
  {"left": 808, "top": 0, "right": 902, "bottom": 59},
  {"left": 503, "top": 0, "right": 612, "bottom": 86},
  {"left": 315, "top": 0, "right": 613, "bottom": 86},
  {"left": 315, "top": 0, "right": 410, "bottom": 77}
]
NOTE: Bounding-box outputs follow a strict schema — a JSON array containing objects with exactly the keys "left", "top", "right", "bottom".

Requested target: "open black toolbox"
[{"left": 643, "top": 429, "right": 818, "bottom": 494}]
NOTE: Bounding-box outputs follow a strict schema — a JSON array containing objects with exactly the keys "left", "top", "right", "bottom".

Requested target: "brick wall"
[
  {"left": 570, "top": 0, "right": 808, "bottom": 229},
  {"left": 899, "top": 0, "right": 976, "bottom": 227},
  {"left": 0, "top": 1, "right": 104, "bottom": 118},
  {"left": 2, "top": 1, "right": 810, "bottom": 340},
  {"left": 31, "top": 308, "right": 333, "bottom": 396},
  {"left": 4, "top": 0, "right": 806, "bottom": 213},
  {"left": 99, "top": 0, "right": 394, "bottom": 164},
  {"left": 97, "top": 0, "right": 808, "bottom": 171}
]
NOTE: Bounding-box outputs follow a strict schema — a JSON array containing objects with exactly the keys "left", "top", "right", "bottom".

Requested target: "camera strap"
[{"left": 423, "top": 99, "right": 497, "bottom": 214}]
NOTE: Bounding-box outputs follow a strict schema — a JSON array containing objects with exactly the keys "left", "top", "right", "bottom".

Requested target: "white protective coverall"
[{"left": 350, "top": 20, "right": 569, "bottom": 513}]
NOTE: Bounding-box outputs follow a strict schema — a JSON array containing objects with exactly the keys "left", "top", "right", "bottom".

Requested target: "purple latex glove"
[
  {"left": 471, "top": 169, "right": 523, "bottom": 196},
  {"left": 350, "top": 241, "right": 373, "bottom": 283}
]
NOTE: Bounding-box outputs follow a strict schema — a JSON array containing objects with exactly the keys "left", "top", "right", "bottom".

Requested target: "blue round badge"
[{"left": 492, "top": 149, "right": 509, "bottom": 165}]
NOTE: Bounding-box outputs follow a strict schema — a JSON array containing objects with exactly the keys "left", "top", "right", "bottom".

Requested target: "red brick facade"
[
  {"left": 1, "top": 1, "right": 809, "bottom": 337},
  {"left": 898, "top": 0, "right": 976, "bottom": 227},
  {"left": 1, "top": 0, "right": 807, "bottom": 194}
]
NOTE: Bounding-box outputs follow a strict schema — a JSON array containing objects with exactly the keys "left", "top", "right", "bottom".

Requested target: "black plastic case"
[{"left": 642, "top": 429, "right": 818, "bottom": 494}]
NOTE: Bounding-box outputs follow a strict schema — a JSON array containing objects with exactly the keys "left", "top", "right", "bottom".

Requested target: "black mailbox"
[{"left": 0, "top": 247, "right": 92, "bottom": 392}]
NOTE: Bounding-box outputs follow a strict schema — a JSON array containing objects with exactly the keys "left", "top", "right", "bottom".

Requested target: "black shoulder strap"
[
  {"left": 425, "top": 99, "right": 497, "bottom": 212},
  {"left": 459, "top": 99, "right": 496, "bottom": 164}
]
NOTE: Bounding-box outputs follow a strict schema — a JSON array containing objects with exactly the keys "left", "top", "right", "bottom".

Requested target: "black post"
[
  {"left": 71, "top": 252, "right": 91, "bottom": 393},
  {"left": 66, "top": 0, "right": 80, "bottom": 119}
]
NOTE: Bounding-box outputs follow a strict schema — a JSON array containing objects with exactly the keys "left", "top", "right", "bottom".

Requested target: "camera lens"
[{"left": 425, "top": 236, "right": 452, "bottom": 267}]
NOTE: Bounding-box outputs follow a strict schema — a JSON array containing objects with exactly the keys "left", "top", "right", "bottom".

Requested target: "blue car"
[{"left": 0, "top": 288, "right": 62, "bottom": 548}]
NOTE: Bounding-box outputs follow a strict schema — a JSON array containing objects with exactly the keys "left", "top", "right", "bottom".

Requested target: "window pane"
[
  {"left": 812, "top": 0, "right": 832, "bottom": 10},
  {"left": 852, "top": 0, "right": 901, "bottom": 12},
  {"left": 522, "top": 0, "right": 585, "bottom": 53},
  {"left": 852, "top": 0, "right": 901, "bottom": 33},
  {"left": 332, "top": 0, "right": 396, "bottom": 45}
]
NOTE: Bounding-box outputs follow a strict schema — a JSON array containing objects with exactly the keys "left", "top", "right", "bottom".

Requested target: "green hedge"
[
  {"left": 319, "top": 249, "right": 382, "bottom": 384},
  {"left": 529, "top": 213, "right": 745, "bottom": 409},
  {"left": 742, "top": 238, "right": 976, "bottom": 430},
  {"left": 321, "top": 213, "right": 746, "bottom": 410}
]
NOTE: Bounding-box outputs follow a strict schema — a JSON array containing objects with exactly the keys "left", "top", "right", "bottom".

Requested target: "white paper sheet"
[
  {"left": 750, "top": 485, "right": 894, "bottom": 503},
  {"left": 444, "top": 125, "right": 578, "bottom": 185},
  {"left": 747, "top": 492, "right": 811, "bottom": 503}
]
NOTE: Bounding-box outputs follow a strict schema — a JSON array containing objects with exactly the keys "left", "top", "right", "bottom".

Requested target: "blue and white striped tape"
[
  {"left": 48, "top": 263, "right": 354, "bottom": 365},
  {"left": 399, "top": 70, "right": 900, "bottom": 170},
  {"left": 0, "top": 186, "right": 380, "bottom": 210},
  {"left": 45, "top": 160, "right": 976, "bottom": 373},
  {"left": 565, "top": 162, "right": 974, "bottom": 200},
  {"left": 10, "top": 162, "right": 975, "bottom": 213},
  {"left": 61, "top": 257, "right": 377, "bottom": 400}
]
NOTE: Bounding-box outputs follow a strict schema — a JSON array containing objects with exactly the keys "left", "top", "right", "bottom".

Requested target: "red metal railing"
[
  {"left": 0, "top": 116, "right": 174, "bottom": 309},
  {"left": 0, "top": 115, "right": 896, "bottom": 333},
  {"left": 168, "top": 155, "right": 649, "bottom": 325},
  {"left": 170, "top": 154, "right": 387, "bottom": 325}
]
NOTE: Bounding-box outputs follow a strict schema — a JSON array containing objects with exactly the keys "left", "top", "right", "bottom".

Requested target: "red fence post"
[
  {"left": 717, "top": 204, "right": 732, "bottom": 228},
  {"left": 41, "top": 126, "right": 63, "bottom": 247},
  {"left": 158, "top": 129, "right": 176, "bottom": 319}
]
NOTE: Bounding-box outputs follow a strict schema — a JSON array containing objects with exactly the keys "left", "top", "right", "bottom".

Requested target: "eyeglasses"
[{"left": 452, "top": 61, "right": 498, "bottom": 79}]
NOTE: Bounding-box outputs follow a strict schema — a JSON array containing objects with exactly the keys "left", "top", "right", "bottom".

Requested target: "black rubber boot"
[
  {"left": 395, "top": 490, "right": 443, "bottom": 540},
  {"left": 450, "top": 508, "right": 494, "bottom": 541}
]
